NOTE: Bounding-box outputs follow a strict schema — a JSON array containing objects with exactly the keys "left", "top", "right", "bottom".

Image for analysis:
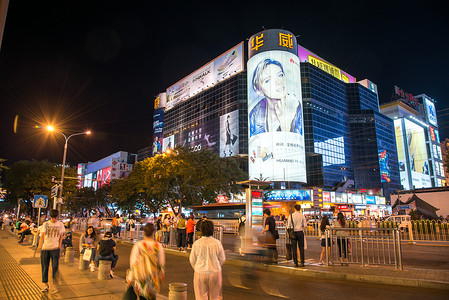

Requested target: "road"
[{"left": 71, "top": 234, "right": 449, "bottom": 299}]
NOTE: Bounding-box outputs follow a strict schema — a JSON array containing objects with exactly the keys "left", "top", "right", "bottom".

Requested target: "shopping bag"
[{"left": 82, "top": 248, "right": 92, "bottom": 261}]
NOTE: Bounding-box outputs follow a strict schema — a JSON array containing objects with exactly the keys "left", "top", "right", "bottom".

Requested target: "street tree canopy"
[{"left": 3, "top": 160, "right": 77, "bottom": 214}]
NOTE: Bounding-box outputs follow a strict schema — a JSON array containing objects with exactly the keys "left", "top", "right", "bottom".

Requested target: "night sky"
[{"left": 1, "top": 1, "right": 448, "bottom": 167}]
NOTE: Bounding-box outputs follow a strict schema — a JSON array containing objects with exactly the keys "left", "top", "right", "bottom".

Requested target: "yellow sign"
[
  {"left": 307, "top": 55, "right": 342, "bottom": 81},
  {"left": 251, "top": 33, "right": 264, "bottom": 51},
  {"left": 279, "top": 33, "right": 293, "bottom": 49},
  {"left": 154, "top": 97, "right": 160, "bottom": 109}
]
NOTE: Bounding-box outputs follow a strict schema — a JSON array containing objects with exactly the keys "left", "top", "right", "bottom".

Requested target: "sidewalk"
[{"left": 0, "top": 229, "right": 167, "bottom": 300}]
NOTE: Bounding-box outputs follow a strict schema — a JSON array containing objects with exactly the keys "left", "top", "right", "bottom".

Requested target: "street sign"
[
  {"left": 51, "top": 185, "right": 59, "bottom": 198},
  {"left": 33, "top": 195, "right": 48, "bottom": 208}
]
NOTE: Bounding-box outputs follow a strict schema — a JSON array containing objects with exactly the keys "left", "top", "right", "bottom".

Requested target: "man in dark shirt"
[
  {"left": 94, "top": 232, "right": 118, "bottom": 277},
  {"left": 263, "top": 209, "right": 278, "bottom": 264}
]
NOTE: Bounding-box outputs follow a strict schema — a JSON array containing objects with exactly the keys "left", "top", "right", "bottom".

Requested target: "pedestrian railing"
[
  {"left": 208, "top": 219, "right": 239, "bottom": 234},
  {"left": 325, "top": 228, "right": 403, "bottom": 270}
]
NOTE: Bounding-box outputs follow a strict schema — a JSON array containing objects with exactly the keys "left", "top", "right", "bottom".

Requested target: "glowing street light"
[{"left": 41, "top": 125, "right": 92, "bottom": 214}]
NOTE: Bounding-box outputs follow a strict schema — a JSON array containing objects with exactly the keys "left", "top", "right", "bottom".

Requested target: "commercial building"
[
  {"left": 380, "top": 87, "right": 444, "bottom": 189},
  {"left": 77, "top": 151, "right": 136, "bottom": 190},
  {"left": 150, "top": 29, "right": 400, "bottom": 215}
]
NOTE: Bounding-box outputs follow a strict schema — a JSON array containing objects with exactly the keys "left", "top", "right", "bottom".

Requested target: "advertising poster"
[
  {"left": 394, "top": 119, "right": 410, "bottom": 189},
  {"left": 162, "top": 135, "right": 175, "bottom": 153},
  {"left": 378, "top": 150, "right": 391, "bottom": 183},
  {"left": 266, "top": 189, "right": 311, "bottom": 201},
  {"left": 247, "top": 29, "right": 306, "bottom": 183},
  {"left": 153, "top": 109, "right": 164, "bottom": 156},
  {"left": 100, "top": 166, "right": 111, "bottom": 187},
  {"left": 404, "top": 119, "right": 431, "bottom": 188},
  {"left": 180, "top": 119, "right": 219, "bottom": 153},
  {"left": 220, "top": 110, "right": 239, "bottom": 157},
  {"left": 166, "top": 43, "right": 244, "bottom": 111}
]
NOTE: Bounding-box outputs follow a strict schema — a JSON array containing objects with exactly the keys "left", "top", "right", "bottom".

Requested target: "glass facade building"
[{"left": 152, "top": 30, "right": 401, "bottom": 198}]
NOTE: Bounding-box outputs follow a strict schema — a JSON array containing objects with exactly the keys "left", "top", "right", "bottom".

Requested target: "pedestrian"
[
  {"left": 237, "top": 213, "right": 246, "bottom": 255},
  {"left": 61, "top": 224, "right": 73, "bottom": 253},
  {"left": 262, "top": 208, "right": 278, "bottom": 264},
  {"left": 177, "top": 213, "right": 187, "bottom": 251},
  {"left": 18, "top": 219, "right": 32, "bottom": 243},
  {"left": 125, "top": 223, "right": 165, "bottom": 300},
  {"left": 334, "top": 212, "right": 349, "bottom": 265},
  {"left": 37, "top": 209, "right": 65, "bottom": 293},
  {"left": 112, "top": 214, "right": 118, "bottom": 238},
  {"left": 128, "top": 215, "right": 136, "bottom": 240},
  {"left": 80, "top": 225, "right": 99, "bottom": 271},
  {"left": 162, "top": 214, "right": 171, "bottom": 247},
  {"left": 287, "top": 204, "right": 307, "bottom": 267},
  {"left": 196, "top": 215, "right": 207, "bottom": 238},
  {"left": 155, "top": 215, "right": 163, "bottom": 243},
  {"left": 190, "top": 220, "right": 226, "bottom": 300},
  {"left": 186, "top": 214, "right": 196, "bottom": 249},
  {"left": 95, "top": 231, "right": 119, "bottom": 278},
  {"left": 319, "top": 216, "right": 332, "bottom": 265}
]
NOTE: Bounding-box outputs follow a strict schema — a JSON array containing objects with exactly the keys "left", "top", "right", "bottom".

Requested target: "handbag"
[
  {"left": 287, "top": 213, "right": 296, "bottom": 240},
  {"left": 122, "top": 285, "right": 138, "bottom": 300},
  {"left": 82, "top": 248, "right": 92, "bottom": 261}
]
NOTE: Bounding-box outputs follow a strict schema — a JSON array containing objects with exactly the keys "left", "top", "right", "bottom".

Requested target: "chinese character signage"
[{"left": 247, "top": 29, "right": 306, "bottom": 183}]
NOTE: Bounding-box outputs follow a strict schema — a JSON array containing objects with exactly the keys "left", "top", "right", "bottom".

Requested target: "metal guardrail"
[{"left": 325, "top": 228, "right": 403, "bottom": 270}]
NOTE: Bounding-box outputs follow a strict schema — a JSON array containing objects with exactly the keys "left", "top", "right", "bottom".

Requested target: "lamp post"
[{"left": 47, "top": 126, "right": 91, "bottom": 215}]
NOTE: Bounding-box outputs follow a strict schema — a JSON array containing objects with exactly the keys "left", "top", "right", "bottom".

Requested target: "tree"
[
  {"left": 0, "top": 158, "right": 8, "bottom": 180},
  {"left": 3, "top": 160, "right": 77, "bottom": 215}
]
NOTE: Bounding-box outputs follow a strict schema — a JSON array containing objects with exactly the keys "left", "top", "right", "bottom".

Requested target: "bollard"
[
  {"left": 79, "top": 254, "right": 88, "bottom": 270},
  {"left": 65, "top": 247, "right": 75, "bottom": 263},
  {"left": 169, "top": 282, "right": 187, "bottom": 300},
  {"left": 98, "top": 260, "right": 112, "bottom": 280}
]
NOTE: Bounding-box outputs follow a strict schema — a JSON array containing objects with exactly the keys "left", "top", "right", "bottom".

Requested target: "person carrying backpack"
[{"left": 125, "top": 223, "right": 165, "bottom": 300}]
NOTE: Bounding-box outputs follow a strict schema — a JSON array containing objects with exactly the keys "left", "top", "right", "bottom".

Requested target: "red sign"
[
  {"left": 394, "top": 86, "right": 417, "bottom": 107},
  {"left": 338, "top": 205, "right": 348, "bottom": 210},
  {"left": 430, "top": 127, "right": 436, "bottom": 142},
  {"left": 215, "top": 195, "right": 229, "bottom": 203},
  {"left": 252, "top": 190, "right": 263, "bottom": 198}
]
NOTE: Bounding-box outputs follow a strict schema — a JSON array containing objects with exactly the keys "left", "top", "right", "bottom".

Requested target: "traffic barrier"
[
  {"left": 169, "top": 282, "right": 187, "bottom": 300},
  {"left": 98, "top": 260, "right": 112, "bottom": 280},
  {"left": 325, "top": 227, "right": 403, "bottom": 270},
  {"left": 64, "top": 247, "right": 75, "bottom": 263}
]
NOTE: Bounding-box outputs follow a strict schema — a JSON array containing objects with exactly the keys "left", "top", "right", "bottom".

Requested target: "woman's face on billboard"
[{"left": 258, "top": 64, "right": 285, "bottom": 100}]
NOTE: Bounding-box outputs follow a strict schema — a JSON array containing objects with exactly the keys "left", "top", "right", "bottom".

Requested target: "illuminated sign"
[
  {"left": 379, "top": 150, "right": 391, "bottom": 183},
  {"left": 153, "top": 109, "right": 164, "bottom": 156},
  {"left": 219, "top": 110, "right": 239, "bottom": 157},
  {"left": 251, "top": 190, "right": 264, "bottom": 228},
  {"left": 393, "top": 86, "right": 417, "bottom": 108},
  {"left": 430, "top": 127, "right": 436, "bottom": 142},
  {"left": 266, "top": 189, "right": 311, "bottom": 201},
  {"left": 298, "top": 46, "right": 356, "bottom": 83},
  {"left": 313, "top": 188, "right": 323, "bottom": 208},
  {"left": 248, "top": 29, "right": 306, "bottom": 183},
  {"left": 337, "top": 205, "right": 348, "bottom": 210},
  {"left": 425, "top": 98, "right": 438, "bottom": 127},
  {"left": 435, "top": 129, "right": 440, "bottom": 143},
  {"left": 322, "top": 191, "right": 330, "bottom": 203},
  {"left": 365, "top": 195, "right": 376, "bottom": 205},
  {"left": 166, "top": 43, "right": 244, "bottom": 111},
  {"left": 154, "top": 96, "right": 160, "bottom": 109}
]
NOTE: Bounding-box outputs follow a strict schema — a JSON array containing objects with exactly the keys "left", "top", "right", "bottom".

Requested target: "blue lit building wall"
[{"left": 301, "top": 63, "right": 354, "bottom": 187}]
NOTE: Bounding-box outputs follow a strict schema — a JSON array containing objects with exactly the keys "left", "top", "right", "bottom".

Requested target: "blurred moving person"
[
  {"left": 262, "top": 209, "right": 278, "bottom": 264},
  {"left": 190, "top": 220, "right": 226, "bottom": 300}
]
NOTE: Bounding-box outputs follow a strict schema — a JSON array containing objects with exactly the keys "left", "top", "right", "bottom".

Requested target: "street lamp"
[{"left": 47, "top": 126, "right": 91, "bottom": 214}]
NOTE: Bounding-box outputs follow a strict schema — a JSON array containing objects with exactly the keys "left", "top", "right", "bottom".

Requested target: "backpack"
[{"left": 126, "top": 241, "right": 164, "bottom": 299}]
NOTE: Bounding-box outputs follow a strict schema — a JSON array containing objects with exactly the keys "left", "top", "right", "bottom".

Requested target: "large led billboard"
[
  {"left": 153, "top": 108, "right": 164, "bottom": 156},
  {"left": 247, "top": 29, "right": 306, "bottom": 183},
  {"left": 220, "top": 110, "right": 239, "bottom": 157},
  {"left": 378, "top": 150, "right": 391, "bottom": 183},
  {"left": 404, "top": 119, "right": 431, "bottom": 188},
  {"left": 166, "top": 42, "right": 244, "bottom": 111},
  {"left": 394, "top": 119, "right": 411, "bottom": 189}
]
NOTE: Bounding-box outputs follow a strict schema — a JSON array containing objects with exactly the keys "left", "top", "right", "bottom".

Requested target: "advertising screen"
[
  {"left": 435, "top": 129, "right": 440, "bottom": 143},
  {"left": 378, "top": 150, "right": 391, "bottom": 183},
  {"left": 322, "top": 191, "right": 330, "bottom": 203},
  {"left": 352, "top": 194, "right": 362, "bottom": 204},
  {"left": 404, "top": 119, "right": 431, "bottom": 188},
  {"left": 162, "top": 135, "right": 175, "bottom": 153},
  {"left": 394, "top": 119, "right": 411, "bottom": 189},
  {"left": 153, "top": 108, "right": 164, "bottom": 156},
  {"left": 365, "top": 195, "right": 376, "bottom": 205},
  {"left": 298, "top": 45, "right": 356, "bottom": 83},
  {"left": 247, "top": 29, "right": 306, "bottom": 183},
  {"left": 266, "top": 189, "right": 311, "bottom": 201},
  {"left": 425, "top": 98, "right": 438, "bottom": 127},
  {"left": 430, "top": 127, "right": 436, "bottom": 142},
  {"left": 220, "top": 110, "right": 239, "bottom": 157},
  {"left": 166, "top": 43, "right": 244, "bottom": 111}
]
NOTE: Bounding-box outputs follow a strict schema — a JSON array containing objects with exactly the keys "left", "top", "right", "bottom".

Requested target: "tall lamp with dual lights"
[{"left": 38, "top": 125, "right": 92, "bottom": 215}]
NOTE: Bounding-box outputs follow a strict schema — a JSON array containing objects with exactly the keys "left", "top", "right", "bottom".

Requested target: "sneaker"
[{"left": 41, "top": 285, "right": 49, "bottom": 292}]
